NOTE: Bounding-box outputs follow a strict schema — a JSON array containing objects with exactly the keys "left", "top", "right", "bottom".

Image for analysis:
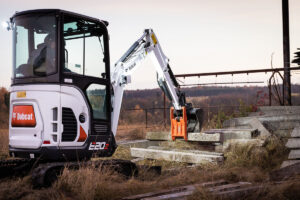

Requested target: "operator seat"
[{"left": 17, "top": 33, "right": 55, "bottom": 77}]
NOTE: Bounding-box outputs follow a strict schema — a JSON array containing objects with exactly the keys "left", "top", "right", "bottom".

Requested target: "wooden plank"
[
  {"left": 208, "top": 182, "right": 251, "bottom": 192},
  {"left": 201, "top": 180, "right": 228, "bottom": 188},
  {"left": 216, "top": 185, "right": 262, "bottom": 199},
  {"left": 270, "top": 162, "right": 300, "bottom": 181},
  {"left": 122, "top": 180, "right": 227, "bottom": 200},
  {"left": 122, "top": 185, "right": 195, "bottom": 200},
  {"left": 143, "top": 191, "right": 193, "bottom": 200}
]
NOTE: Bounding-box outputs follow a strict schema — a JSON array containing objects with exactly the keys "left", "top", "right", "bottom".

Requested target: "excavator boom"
[{"left": 111, "top": 29, "right": 203, "bottom": 140}]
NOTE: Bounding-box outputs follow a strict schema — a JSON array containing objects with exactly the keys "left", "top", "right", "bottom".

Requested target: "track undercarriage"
[{"left": 0, "top": 158, "right": 138, "bottom": 187}]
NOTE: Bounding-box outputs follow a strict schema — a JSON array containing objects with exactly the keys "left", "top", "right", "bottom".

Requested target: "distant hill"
[{"left": 122, "top": 85, "right": 300, "bottom": 110}]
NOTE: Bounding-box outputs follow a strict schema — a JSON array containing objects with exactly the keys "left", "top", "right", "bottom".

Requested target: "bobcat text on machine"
[{"left": 4, "top": 9, "right": 202, "bottom": 176}]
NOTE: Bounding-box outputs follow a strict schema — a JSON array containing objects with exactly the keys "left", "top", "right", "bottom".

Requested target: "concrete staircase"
[
  {"left": 129, "top": 106, "right": 300, "bottom": 165},
  {"left": 281, "top": 126, "right": 300, "bottom": 168},
  {"left": 223, "top": 106, "right": 300, "bottom": 137}
]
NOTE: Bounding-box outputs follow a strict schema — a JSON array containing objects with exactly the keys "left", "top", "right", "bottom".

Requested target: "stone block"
[
  {"left": 248, "top": 118, "right": 270, "bottom": 138},
  {"left": 285, "top": 138, "right": 300, "bottom": 149},
  {"left": 204, "top": 129, "right": 255, "bottom": 142},
  {"left": 146, "top": 131, "right": 171, "bottom": 141},
  {"left": 130, "top": 147, "right": 224, "bottom": 164},
  {"left": 288, "top": 149, "right": 300, "bottom": 159},
  {"left": 118, "top": 139, "right": 161, "bottom": 148},
  {"left": 188, "top": 132, "right": 221, "bottom": 142},
  {"left": 280, "top": 160, "right": 300, "bottom": 168},
  {"left": 221, "top": 139, "right": 265, "bottom": 152},
  {"left": 146, "top": 131, "right": 221, "bottom": 142},
  {"left": 291, "top": 126, "right": 300, "bottom": 138}
]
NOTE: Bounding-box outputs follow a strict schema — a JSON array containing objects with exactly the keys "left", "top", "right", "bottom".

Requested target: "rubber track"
[{"left": 0, "top": 158, "right": 35, "bottom": 178}]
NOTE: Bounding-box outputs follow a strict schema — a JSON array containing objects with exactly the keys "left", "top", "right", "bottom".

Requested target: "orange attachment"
[{"left": 170, "top": 106, "right": 187, "bottom": 141}]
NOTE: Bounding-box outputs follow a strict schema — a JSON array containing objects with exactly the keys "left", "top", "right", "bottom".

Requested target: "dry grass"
[
  {"left": 187, "top": 178, "right": 300, "bottom": 200},
  {"left": 0, "top": 127, "right": 296, "bottom": 200},
  {"left": 0, "top": 166, "right": 269, "bottom": 200},
  {"left": 0, "top": 129, "right": 8, "bottom": 160},
  {"left": 0, "top": 151, "right": 296, "bottom": 200},
  {"left": 116, "top": 125, "right": 146, "bottom": 141},
  {"left": 116, "top": 124, "right": 170, "bottom": 141},
  {"left": 187, "top": 186, "right": 215, "bottom": 200},
  {"left": 225, "top": 136, "right": 288, "bottom": 170}
]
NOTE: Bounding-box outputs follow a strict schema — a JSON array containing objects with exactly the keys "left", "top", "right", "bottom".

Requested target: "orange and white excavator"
[{"left": 2, "top": 9, "right": 203, "bottom": 185}]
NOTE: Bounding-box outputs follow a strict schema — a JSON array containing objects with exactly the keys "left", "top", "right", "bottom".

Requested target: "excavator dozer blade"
[{"left": 186, "top": 108, "right": 204, "bottom": 133}]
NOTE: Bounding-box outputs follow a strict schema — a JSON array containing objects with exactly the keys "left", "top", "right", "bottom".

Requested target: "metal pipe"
[
  {"left": 180, "top": 81, "right": 264, "bottom": 87},
  {"left": 175, "top": 67, "right": 300, "bottom": 78}
]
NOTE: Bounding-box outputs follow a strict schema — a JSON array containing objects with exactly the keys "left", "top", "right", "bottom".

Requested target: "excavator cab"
[{"left": 9, "top": 9, "right": 116, "bottom": 161}]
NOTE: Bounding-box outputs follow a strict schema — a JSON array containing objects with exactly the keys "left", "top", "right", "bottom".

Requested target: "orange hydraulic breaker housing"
[{"left": 170, "top": 106, "right": 188, "bottom": 141}]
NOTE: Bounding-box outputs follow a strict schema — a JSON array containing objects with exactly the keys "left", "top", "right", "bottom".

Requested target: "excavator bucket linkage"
[
  {"left": 170, "top": 107, "right": 188, "bottom": 141},
  {"left": 170, "top": 107, "right": 204, "bottom": 141}
]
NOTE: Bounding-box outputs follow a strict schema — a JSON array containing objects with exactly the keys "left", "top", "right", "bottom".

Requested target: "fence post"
[{"left": 145, "top": 109, "right": 148, "bottom": 128}]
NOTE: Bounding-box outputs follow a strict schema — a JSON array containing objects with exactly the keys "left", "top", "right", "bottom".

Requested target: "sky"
[{"left": 0, "top": 0, "right": 300, "bottom": 90}]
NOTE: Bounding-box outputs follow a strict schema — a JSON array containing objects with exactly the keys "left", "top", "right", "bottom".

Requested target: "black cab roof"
[{"left": 11, "top": 9, "right": 109, "bottom": 26}]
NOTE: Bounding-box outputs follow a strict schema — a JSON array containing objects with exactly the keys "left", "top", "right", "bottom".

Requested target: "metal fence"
[{"left": 118, "top": 104, "right": 249, "bottom": 130}]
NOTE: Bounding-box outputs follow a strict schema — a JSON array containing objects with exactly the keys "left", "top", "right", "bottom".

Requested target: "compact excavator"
[{"left": 1, "top": 9, "right": 203, "bottom": 186}]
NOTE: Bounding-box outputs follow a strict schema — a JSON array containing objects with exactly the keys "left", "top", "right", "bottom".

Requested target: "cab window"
[
  {"left": 13, "top": 14, "right": 57, "bottom": 78},
  {"left": 63, "top": 16, "right": 106, "bottom": 78}
]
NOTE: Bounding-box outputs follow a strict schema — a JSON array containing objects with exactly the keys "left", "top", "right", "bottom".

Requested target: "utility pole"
[{"left": 282, "top": 0, "right": 292, "bottom": 105}]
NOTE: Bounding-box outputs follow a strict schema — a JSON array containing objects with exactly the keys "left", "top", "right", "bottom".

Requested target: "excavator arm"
[{"left": 111, "top": 29, "right": 203, "bottom": 139}]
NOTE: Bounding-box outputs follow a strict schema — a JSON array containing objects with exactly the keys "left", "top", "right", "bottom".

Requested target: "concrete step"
[
  {"left": 280, "top": 160, "right": 300, "bottom": 168},
  {"left": 248, "top": 118, "right": 271, "bottom": 138},
  {"left": 288, "top": 149, "right": 300, "bottom": 159},
  {"left": 291, "top": 126, "right": 300, "bottom": 138},
  {"left": 204, "top": 129, "right": 258, "bottom": 141},
  {"left": 130, "top": 147, "right": 224, "bottom": 164},
  {"left": 118, "top": 139, "right": 161, "bottom": 148},
  {"left": 147, "top": 146, "right": 223, "bottom": 156},
  {"left": 248, "top": 106, "right": 300, "bottom": 117},
  {"left": 258, "top": 106, "right": 300, "bottom": 115},
  {"left": 146, "top": 131, "right": 221, "bottom": 142},
  {"left": 146, "top": 132, "right": 172, "bottom": 141},
  {"left": 146, "top": 129, "right": 258, "bottom": 143},
  {"left": 224, "top": 114, "right": 300, "bottom": 129},
  {"left": 223, "top": 115, "right": 300, "bottom": 137},
  {"left": 218, "top": 139, "right": 265, "bottom": 152},
  {"left": 286, "top": 138, "right": 300, "bottom": 149},
  {"left": 223, "top": 118, "right": 270, "bottom": 138},
  {"left": 272, "top": 129, "right": 295, "bottom": 138}
]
